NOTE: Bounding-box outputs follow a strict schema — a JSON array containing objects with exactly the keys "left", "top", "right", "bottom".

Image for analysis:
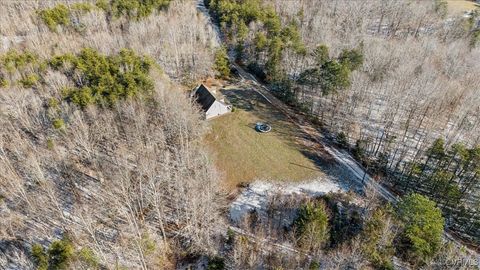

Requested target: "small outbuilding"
[{"left": 192, "top": 84, "right": 232, "bottom": 120}]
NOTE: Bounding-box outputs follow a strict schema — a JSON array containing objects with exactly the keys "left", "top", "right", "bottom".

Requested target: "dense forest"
[
  {"left": 0, "top": 0, "right": 222, "bottom": 268},
  {"left": 0, "top": 0, "right": 479, "bottom": 269}
]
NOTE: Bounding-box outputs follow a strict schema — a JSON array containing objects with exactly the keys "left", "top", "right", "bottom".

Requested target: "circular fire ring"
[{"left": 255, "top": 122, "right": 272, "bottom": 133}]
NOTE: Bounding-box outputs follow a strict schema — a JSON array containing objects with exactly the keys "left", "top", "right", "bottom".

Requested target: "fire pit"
[{"left": 255, "top": 122, "right": 272, "bottom": 133}]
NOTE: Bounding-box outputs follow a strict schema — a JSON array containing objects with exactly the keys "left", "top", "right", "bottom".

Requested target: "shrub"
[
  {"left": 38, "top": 4, "right": 71, "bottom": 31},
  {"left": 1, "top": 50, "right": 38, "bottom": 73},
  {"left": 52, "top": 118, "right": 65, "bottom": 129},
  {"left": 38, "top": 3, "right": 96, "bottom": 32},
  {"left": 31, "top": 238, "right": 74, "bottom": 270},
  {"left": 51, "top": 48, "right": 155, "bottom": 107},
  {"left": 254, "top": 32, "right": 268, "bottom": 51},
  {"left": 299, "top": 45, "right": 362, "bottom": 96},
  {"left": 361, "top": 208, "right": 395, "bottom": 270},
  {"left": 19, "top": 74, "right": 40, "bottom": 88},
  {"left": 396, "top": 193, "right": 444, "bottom": 266},
  {"left": 31, "top": 244, "right": 48, "bottom": 270},
  {"left": 48, "top": 98, "right": 60, "bottom": 109},
  {"left": 46, "top": 139, "right": 55, "bottom": 150},
  {"left": 96, "top": 0, "right": 109, "bottom": 11},
  {"left": 48, "top": 239, "right": 74, "bottom": 269},
  {"left": 0, "top": 77, "right": 8, "bottom": 88},
  {"left": 214, "top": 47, "right": 230, "bottom": 78},
  {"left": 141, "top": 233, "right": 156, "bottom": 255},
  {"left": 68, "top": 87, "right": 95, "bottom": 108},
  {"left": 353, "top": 139, "right": 367, "bottom": 161},
  {"left": 338, "top": 48, "right": 364, "bottom": 71},
  {"left": 1, "top": 50, "right": 44, "bottom": 87},
  {"left": 309, "top": 261, "right": 320, "bottom": 270},
  {"left": 336, "top": 132, "right": 348, "bottom": 148},
  {"left": 329, "top": 206, "right": 363, "bottom": 247},
  {"left": 78, "top": 247, "right": 99, "bottom": 268},
  {"left": 226, "top": 228, "right": 235, "bottom": 244},
  {"left": 49, "top": 53, "right": 76, "bottom": 69},
  {"left": 294, "top": 200, "right": 330, "bottom": 252},
  {"left": 71, "top": 3, "right": 95, "bottom": 13},
  {"left": 470, "top": 29, "right": 480, "bottom": 48}
]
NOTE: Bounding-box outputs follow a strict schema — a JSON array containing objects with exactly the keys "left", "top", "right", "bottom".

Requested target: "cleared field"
[
  {"left": 205, "top": 85, "right": 322, "bottom": 189},
  {"left": 447, "top": 0, "right": 478, "bottom": 15}
]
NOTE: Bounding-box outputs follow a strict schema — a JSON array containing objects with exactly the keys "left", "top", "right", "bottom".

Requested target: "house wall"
[{"left": 206, "top": 101, "right": 231, "bottom": 119}]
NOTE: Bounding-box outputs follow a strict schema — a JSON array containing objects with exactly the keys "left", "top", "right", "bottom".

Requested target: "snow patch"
[{"left": 230, "top": 180, "right": 344, "bottom": 224}]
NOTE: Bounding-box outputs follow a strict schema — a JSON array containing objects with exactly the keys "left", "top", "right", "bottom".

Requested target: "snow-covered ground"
[
  {"left": 230, "top": 180, "right": 345, "bottom": 224},
  {"left": 320, "top": 140, "right": 399, "bottom": 202}
]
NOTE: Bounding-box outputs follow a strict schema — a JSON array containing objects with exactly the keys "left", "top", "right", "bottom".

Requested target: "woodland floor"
[{"left": 205, "top": 83, "right": 323, "bottom": 189}]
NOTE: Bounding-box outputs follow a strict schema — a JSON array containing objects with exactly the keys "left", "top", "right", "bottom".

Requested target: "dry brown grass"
[
  {"left": 205, "top": 86, "right": 322, "bottom": 190},
  {"left": 447, "top": 0, "right": 479, "bottom": 15}
]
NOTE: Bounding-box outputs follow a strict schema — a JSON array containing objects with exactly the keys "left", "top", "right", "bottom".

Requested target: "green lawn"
[{"left": 205, "top": 86, "right": 322, "bottom": 189}]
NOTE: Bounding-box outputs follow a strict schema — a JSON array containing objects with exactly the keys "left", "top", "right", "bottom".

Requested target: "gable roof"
[{"left": 194, "top": 84, "right": 216, "bottom": 111}]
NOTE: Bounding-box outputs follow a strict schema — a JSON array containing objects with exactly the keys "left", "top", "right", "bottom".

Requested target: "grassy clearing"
[
  {"left": 205, "top": 86, "right": 322, "bottom": 189},
  {"left": 447, "top": 0, "right": 478, "bottom": 15}
]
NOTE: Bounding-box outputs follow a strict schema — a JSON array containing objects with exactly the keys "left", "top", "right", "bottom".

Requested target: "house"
[{"left": 192, "top": 84, "right": 232, "bottom": 120}]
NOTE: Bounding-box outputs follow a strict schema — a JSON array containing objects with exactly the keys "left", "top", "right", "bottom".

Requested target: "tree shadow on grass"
[
  {"left": 221, "top": 86, "right": 364, "bottom": 194},
  {"left": 222, "top": 87, "right": 315, "bottom": 149},
  {"left": 221, "top": 88, "right": 256, "bottom": 111},
  {"left": 224, "top": 88, "right": 298, "bottom": 135},
  {"left": 289, "top": 162, "right": 322, "bottom": 172}
]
